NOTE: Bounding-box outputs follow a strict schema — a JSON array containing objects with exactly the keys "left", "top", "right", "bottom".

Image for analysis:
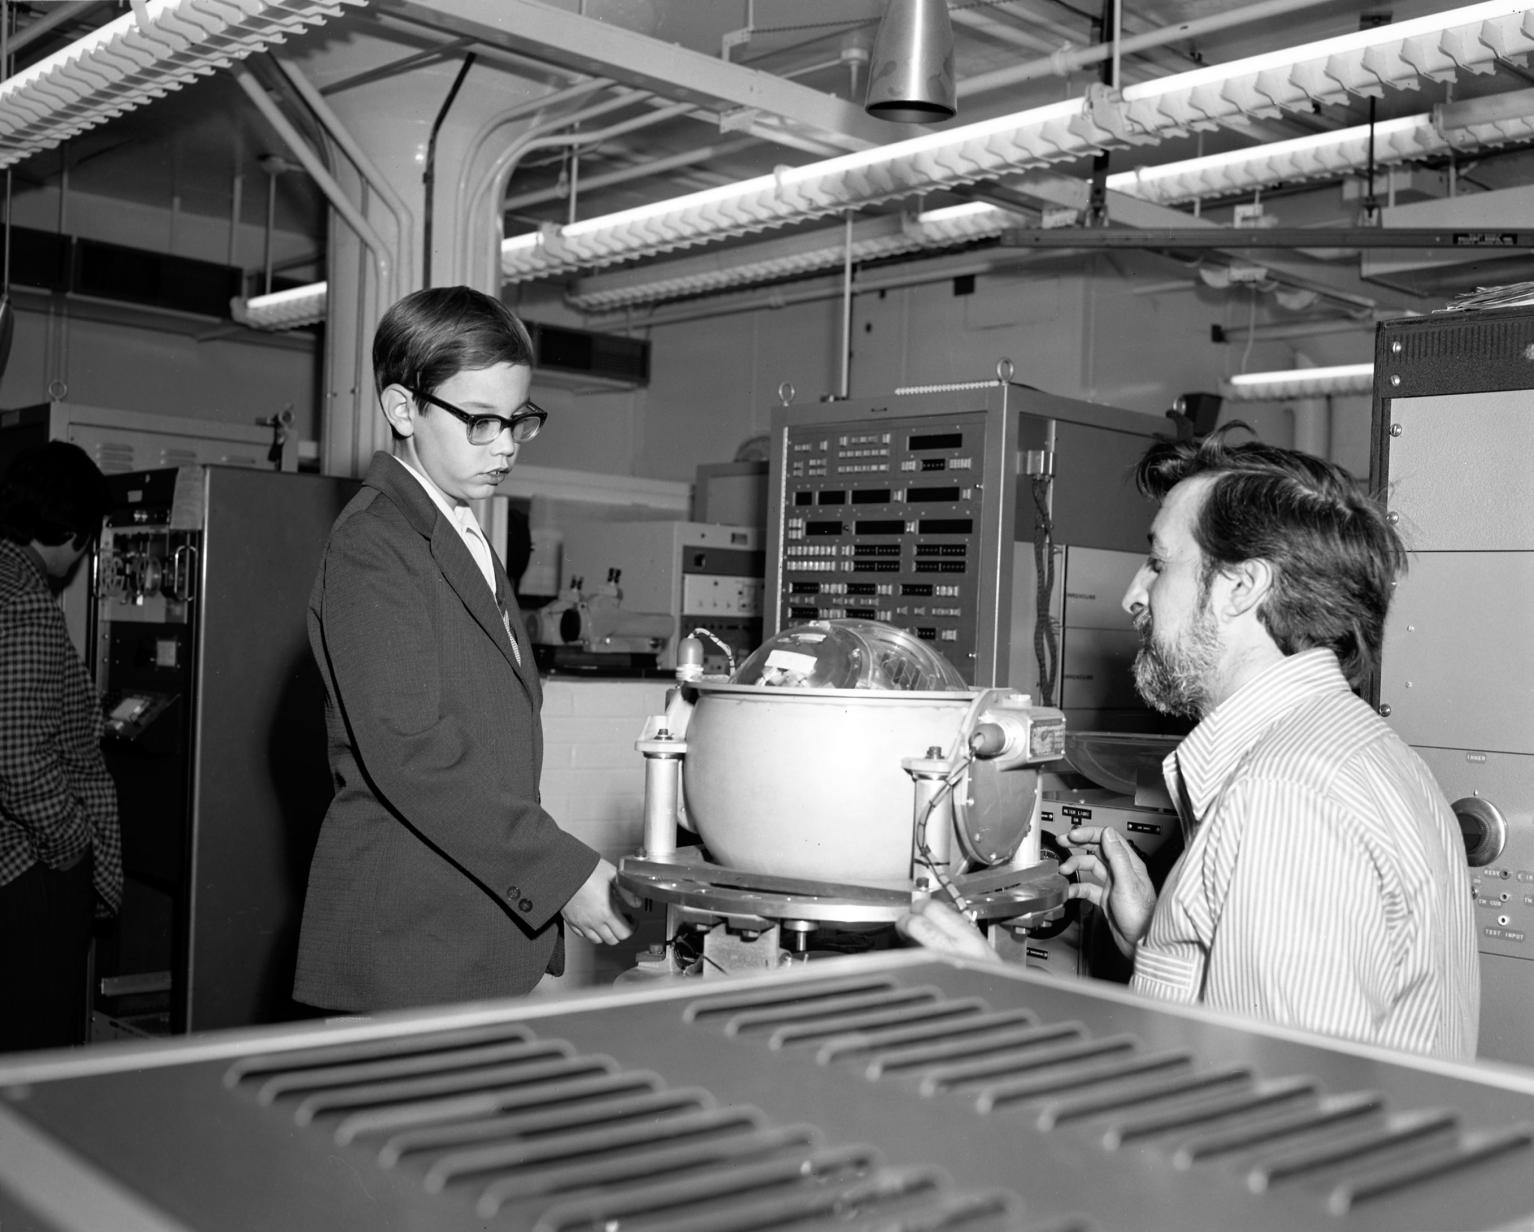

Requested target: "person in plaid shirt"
[{"left": 0, "top": 441, "right": 120, "bottom": 1051}]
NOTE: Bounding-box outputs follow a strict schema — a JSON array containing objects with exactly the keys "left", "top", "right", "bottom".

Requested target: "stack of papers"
[{"left": 1437, "top": 280, "right": 1534, "bottom": 311}]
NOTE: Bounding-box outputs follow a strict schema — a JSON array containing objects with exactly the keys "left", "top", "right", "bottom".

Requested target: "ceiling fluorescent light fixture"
[
  {"left": 1223, "top": 362, "right": 1374, "bottom": 400},
  {"left": 1122, "top": 0, "right": 1532, "bottom": 108},
  {"left": 558, "top": 102, "right": 1079, "bottom": 241},
  {"left": 0, "top": 0, "right": 366, "bottom": 171},
  {"left": 502, "top": 0, "right": 1534, "bottom": 283},
  {"left": 1106, "top": 116, "right": 1439, "bottom": 205},
  {"left": 567, "top": 205, "right": 1022, "bottom": 312}
]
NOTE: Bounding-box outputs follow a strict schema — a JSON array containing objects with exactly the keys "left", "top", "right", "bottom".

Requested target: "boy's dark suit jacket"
[{"left": 294, "top": 452, "right": 597, "bottom": 1012}]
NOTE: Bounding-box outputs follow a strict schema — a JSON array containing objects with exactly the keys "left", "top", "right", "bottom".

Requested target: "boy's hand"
[
  {"left": 560, "top": 859, "right": 635, "bottom": 945},
  {"left": 895, "top": 897, "right": 1002, "bottom": 964}
]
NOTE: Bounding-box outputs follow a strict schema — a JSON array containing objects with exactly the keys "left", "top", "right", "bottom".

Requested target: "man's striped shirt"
[{"left": 1131, "top": 648, "right": 1479, "bottom": 1060}]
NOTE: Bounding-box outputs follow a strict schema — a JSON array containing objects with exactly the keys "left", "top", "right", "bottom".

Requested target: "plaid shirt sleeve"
[{"left": 0, "top": 578, "right": 121, "bottom": 914}]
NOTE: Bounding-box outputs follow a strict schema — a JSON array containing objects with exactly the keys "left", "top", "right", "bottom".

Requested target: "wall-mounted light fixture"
[
  {"left": 864, "top": 0, "right": 956, "bottom": 123},
  {"left": 1223, "top": 362, "right": 1375, "bottom": 400},
  {"left": 233, "top": 282, "right": 329, "bottom": 331}
]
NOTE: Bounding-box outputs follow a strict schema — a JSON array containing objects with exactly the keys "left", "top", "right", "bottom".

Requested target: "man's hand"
[
  {"left": 1059, "top": 826, "right": 1157, "bottom": 958},
  {"left": 560, "top": 859, "right": 636, "bottom": 946},
  {"left": 895, "top": 897, "right": 1003, "bottom": 964}
]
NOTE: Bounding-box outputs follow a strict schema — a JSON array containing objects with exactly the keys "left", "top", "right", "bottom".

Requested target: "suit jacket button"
[
  {"left": 506, "top": 886, "right": 519, "bottom": 900},
  {"left": 519, "top": 898, "right": 533, "bottom": 913}
]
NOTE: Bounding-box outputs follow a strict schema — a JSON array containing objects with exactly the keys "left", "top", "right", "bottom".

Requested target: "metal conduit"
[
  {"left": 469, "top": 94, "right": 707, "bottom": 289},
  {"left": 453, "top": 83, "right": 639, "bottom": 285},
  {"left": 269, "top": 54, "right": 414, "bottom": 308},
  {"left": 232, "top": 66, "right": 391, "bottom": 474}
]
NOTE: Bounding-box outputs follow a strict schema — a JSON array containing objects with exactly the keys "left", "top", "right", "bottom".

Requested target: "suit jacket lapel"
[{"left": 367, "top": 453, "right": 531, "bottom": 684}]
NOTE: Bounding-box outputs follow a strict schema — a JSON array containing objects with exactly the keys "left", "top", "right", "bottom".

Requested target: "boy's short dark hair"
[
  {"left": 372, "top": 286, "right": 536, "bottom": 403},
  {"left": 0, "top": 440, "right": 110, "bottom": 548}
]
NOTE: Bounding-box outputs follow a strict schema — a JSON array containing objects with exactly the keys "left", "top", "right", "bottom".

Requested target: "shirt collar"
[
  {"left": 0, "top": 538, "right": 50, "bottom": 588},
  {"left": 393, "top": 454, "right": 482, "bottom": 537},
  {"left": 1170, "top": 647, "right": 1351, "bottom": 818}
]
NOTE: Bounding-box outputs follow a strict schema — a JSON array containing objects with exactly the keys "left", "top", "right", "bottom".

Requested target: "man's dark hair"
[
  {"left": 1132, "top": 424, "right": 1406, "bottom": 687},
  {"left": 372, "top": 285, "right": 536, "bottom": 407},
  {"left": 0, "top": 440, "right": 110, "bottom": 548}
]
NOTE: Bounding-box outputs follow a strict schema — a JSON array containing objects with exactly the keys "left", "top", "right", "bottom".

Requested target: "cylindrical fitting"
[
  {"left": 903, "top": 753, "right": 955, "bottom": 886},
  {"left": 639, "top": 736, "right": 684, "bottom": 857},
  {"left": 675, "top": 635, "right": 704, "bottom": 682}
]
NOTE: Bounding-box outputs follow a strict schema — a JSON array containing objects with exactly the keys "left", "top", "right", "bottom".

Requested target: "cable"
[
  {"left": 912, "top": 751, "right": 976, "bottom": 916},
  {"left": 1031, "top": 475, "right": 1058, "bottom": 706},
  {"left": 688, "top": 626, "right": 737, "bottom": 676},
  {"left": 665, "top": 926, "right": 726, "bottom": 975}
]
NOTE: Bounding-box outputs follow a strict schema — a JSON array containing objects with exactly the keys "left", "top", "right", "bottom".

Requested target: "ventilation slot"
[
  {"left": 676, "top": 972, "right": 1534, "bottom": 1223},
  {"left": 225, "top": 1014, "right": 1035, "bottom": 1231}
]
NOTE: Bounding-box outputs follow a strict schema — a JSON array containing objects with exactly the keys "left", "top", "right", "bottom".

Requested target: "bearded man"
[{"left": 903, "top": 427, "right": 1478, "bottom": 1060}]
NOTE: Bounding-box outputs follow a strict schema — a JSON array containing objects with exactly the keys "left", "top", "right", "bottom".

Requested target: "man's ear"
[
  {"left": 1218, "top": 557, "right": 1273, "bottom": 620},
  {"left": 379, "top": 384, "right": 416, "bottom": 438}
]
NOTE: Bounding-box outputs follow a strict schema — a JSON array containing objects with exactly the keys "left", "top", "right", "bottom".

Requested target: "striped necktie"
[
  {"left": 456, "top": 507, "right": 521, "bottom": 667},
  {"left": 494, "top": 570, "right": 523, "bottom": 667}
]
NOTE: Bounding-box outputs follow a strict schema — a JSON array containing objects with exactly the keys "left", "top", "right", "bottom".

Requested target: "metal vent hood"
[{"left": 3, "top": 952, "right": 1534, "bottom": 1232}]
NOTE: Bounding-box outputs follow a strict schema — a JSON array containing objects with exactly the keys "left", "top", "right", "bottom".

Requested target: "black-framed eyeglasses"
[{"left": 406, "top": 387, "right": 547, "bottom": 445}]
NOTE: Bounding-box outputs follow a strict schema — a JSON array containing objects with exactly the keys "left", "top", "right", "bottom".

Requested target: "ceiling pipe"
[
  {"left": 422, "top": 52, "right": 477, "bottom": 288},
  {"left": 4, "top": 0, "right": 96, "bottom": 56},
  {"left": 231, "top": 66, "right": 391, "bottom": 474},
  {"left": 268, "top": 54, "right": 414, "bottom": 307},
  {"left": 957, "top": 0, "right": 1341, "bottom": 99},
  {"left": 452, "top": 83, "right": 642, "bottom": 285},
  {"left": 949, "top": 8, "right": 1058, "bottom": 56},
  {"left": 501, "top": 137, "right": 759, "bottom": 213},
  {"left": 465, "top": 92, "right": 706, "bottom": 290},
  {"left": 231, "top": 69, "right": 392, "bottom": 302}
]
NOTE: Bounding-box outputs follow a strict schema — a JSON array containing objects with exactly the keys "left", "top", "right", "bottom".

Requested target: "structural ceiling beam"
[
  {"left": 1011, "top": 173, "right": 1414, "bottom": 312},
  {"left": 379, "top": 0, "right": 908, "bottom": 153},
  {"left": 999, "top": 227, "right": 1534, "bottom": 251}
]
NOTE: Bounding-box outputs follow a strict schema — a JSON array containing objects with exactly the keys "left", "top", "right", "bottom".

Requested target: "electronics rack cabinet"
[
  {"left": 89, "top": 465, "right": 357, "bottom": 1036},
  {"left": 1370, "top": 304, "right": 1534, "bottom": 1070},
  {"left": 0, "top": 401, "right": 295, "bottom": 659},
  {"left": 766, "top": 381, "right": 1162, "bottom": 704}
]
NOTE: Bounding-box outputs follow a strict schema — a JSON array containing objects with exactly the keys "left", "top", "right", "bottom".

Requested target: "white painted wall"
[
  {"left": 0, "top": 307, "right": 321, "bottom": 440},
  {"left": 520, "top": 250, "right": 1373, "bottom": 483},
  {"left": 0, "top": 224, "right": 1372, "bottom": 482}
]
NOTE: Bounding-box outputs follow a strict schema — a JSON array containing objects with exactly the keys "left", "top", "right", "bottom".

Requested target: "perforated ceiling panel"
[{"left": 2, "top": 952, "right": 1532, "bottom": 1232}]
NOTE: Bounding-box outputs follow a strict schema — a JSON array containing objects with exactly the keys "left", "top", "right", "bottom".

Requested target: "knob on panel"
[{"left": 1451, "top": 796, "right": 1508, "bottom": 868}]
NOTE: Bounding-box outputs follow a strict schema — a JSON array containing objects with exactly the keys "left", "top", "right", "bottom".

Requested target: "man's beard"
[{"left": 1132, "top": 603, "right": 1221, "bottom": 719}]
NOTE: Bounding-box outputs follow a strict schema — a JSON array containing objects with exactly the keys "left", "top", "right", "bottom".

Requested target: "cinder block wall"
[{"left": 535, "top": 678, "right": 673, "bottom": 994}]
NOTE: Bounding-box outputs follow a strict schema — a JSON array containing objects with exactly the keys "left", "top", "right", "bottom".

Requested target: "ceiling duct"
[
  {"left": 526, "top": 319, "right": 649, "bottom": 392},
  {"left": 0, "top": 0, "right": 365, "bottom": 171},
  {"left": 863, "top": 0, "right": 957, "bottom": 124}
]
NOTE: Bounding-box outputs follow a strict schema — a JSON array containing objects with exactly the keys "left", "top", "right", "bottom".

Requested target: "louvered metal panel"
[{"left": 2, "top": 952, "right": 1532, "bottom": 1232}]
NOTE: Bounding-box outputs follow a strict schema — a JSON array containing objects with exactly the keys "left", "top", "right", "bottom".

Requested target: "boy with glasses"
[{"left": 293, "top": 286, "right": 633, "bottom": 1014}]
